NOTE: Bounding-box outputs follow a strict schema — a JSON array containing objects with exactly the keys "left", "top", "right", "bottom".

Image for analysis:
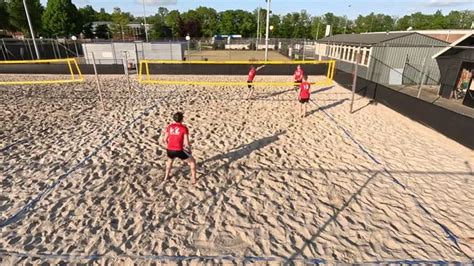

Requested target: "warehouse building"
[{"left": 314, "top": 32, "right": 448, "bottom": 85}]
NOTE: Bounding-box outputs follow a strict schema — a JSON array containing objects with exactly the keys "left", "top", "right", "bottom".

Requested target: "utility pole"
[
  {"left": 23, "top": 0, "right": 40, "bottom": 59},
  {"left": 256, "top": 7, "right": 260, "bottom": 51},
  {"left": 264, "top": 0, "right": 271, "bottom": 61},
  {"left": 142, "top": 0, "right": 149, "bottom": 42}
]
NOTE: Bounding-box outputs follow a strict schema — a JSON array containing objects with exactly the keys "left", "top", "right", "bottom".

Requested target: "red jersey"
[
  {"left": 166, "top": 122, "right": 189, "bottom": 151},
  {"left": 248, "top": 68, "right": 256, "bottom": 81},
  {"left": 299, "top": 82, "right": 311, "bottom": 99},
  {"left": 294, "top": 69, "right": 304, "bottom": 81}
]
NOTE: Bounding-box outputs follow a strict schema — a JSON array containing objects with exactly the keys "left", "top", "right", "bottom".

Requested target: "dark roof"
[{"left": 318, "top": 32, "right": 414, "bottom": 45}]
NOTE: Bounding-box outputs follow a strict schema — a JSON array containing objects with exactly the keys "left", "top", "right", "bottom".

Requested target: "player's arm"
[
  {"left": 184, "top": 134, "right": 192, "bottom": 151},
  {"left": 256, "top": 65, "right": 266, "bottom": 71},
  {"left": 161, "top": 131, "right": 169, "bottom": 147}
]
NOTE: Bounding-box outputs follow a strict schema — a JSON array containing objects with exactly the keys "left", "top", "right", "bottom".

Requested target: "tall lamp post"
[
  {"left": 23, "top": 0, "right": 40, "bottom": 59},
  {"left": 264, "top": 0, "right": 271, "bottom": 61},
  {"left": 186, "top": 34, "right": 191, "bottom": 60},
  {"left": 343, "top": 5, "right": 351, "bottom": 34},
  {"left": 142, "top": 0, "right": 149, "bottom": 42}
]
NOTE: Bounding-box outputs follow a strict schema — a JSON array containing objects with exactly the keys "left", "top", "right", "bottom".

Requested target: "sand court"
[{"left": 0, "top": 75, "right": 473, "bottom": 263}]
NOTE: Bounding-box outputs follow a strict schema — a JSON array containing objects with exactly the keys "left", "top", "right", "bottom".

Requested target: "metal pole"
[
  {"left": 315, "top": 22, "right": 320, "bottom": 40},
  {"left": 264, "top": 0, "right": 271, "bottom": 61},
  {"left": 23, "top": 0, "right": 40, "bottom": 59},
  {"left": 123, "top": 51, "right": 131, "bottom": 93},
  {"left": 74, "top": 40, "right": 79, "bottom": 57},
  {"left": 91, "top": 53, "right": 105, "bottom": 110},
  {"left": 256, "top": 7, "right": 260, "bottom": 51},
  {"left": 417, "top": 57, "right": 427, "bottom": 98},
  {"left": 142, "top": 0, "right": 149, "bottom": 42},
  {"left": 302, "top": 40, "right": 306, "bottom": 61},
  {"left": 350, "top": 51, "right": 360, "bottom": 113}
]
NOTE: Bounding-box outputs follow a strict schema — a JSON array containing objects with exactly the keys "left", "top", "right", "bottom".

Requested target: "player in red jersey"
[
  {"left": 247, "top": 65, "right": 266, "bottom": 99},
  {"left": 293, "top": 65, "right": 305, "bottom": 91},
  {"left": 161, "top": 112, "right": 197, "bottom": 184},
  {"left": 298, "top": 75, "right": 311, "bottom": 118}
]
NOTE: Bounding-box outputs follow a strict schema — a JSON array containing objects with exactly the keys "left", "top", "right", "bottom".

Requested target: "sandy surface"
[{"left": 0, "top": 74, "right": 473, "bottom": 264}]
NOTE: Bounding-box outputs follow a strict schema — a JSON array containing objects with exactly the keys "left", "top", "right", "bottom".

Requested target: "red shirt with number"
[
  {"left": 166, "top": 122, "right": 188, "bottom": 151},
  {"left": 299, "top": 82, "right": 311, "bottom": 100},
  {"left": 248, "top": 68, "right": 256, "bottom": 81},
  {"left": 294, "top": 69, "right": 304, "bottom": 81}
]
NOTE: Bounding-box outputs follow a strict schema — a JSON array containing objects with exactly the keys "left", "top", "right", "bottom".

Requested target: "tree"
[
  {"left": 311, "top": 16, "right": 324, "bottom": 39},
  {"left": 96, "top": 8, "right": 112, "bottom": 21},
  {"left": 150, "top": 7, "right": 172, "bottom": 39},
  {"left": 95, "top": 24, "right": 110, "bottom": 39},
  {"left": 181, "top": 10, "right": 202, "bottom": 37},
  {"left": 42, "top": 0, "right": 80, "bottom": 37},
  {"left": 78, "top": 5, "right": 97, "bottom": 37},
  {"left": 195, "top": 6, "right": 218, "bottom": 37},
  {"left": 111, "top": 7, "right": 130, "bottom": 40},
  {"left": 165, "top": 10, "right": 182, "bottom": 37},
  {"left": 7, "top": 0, "right": 44, "bottom": 36},
  {"left": 0, "top": 0, "right": 10, "bottom": 32}
]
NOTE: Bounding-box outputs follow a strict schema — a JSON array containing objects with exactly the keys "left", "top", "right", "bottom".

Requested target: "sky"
[{"left": 40, "top": 0, "right": 473, "bottom": 18}]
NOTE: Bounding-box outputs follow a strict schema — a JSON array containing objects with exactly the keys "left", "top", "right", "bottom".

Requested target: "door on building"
[{"left": 459, "top": 62, "right": 474, "bottom": 108}]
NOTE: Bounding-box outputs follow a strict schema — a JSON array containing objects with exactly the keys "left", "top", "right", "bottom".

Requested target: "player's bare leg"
[
  {"left": 165, "top": 158, "right": 174, "bottom": 180},
  {"left": 186, "top": 157, "right": 197, "bottom": 184},
  {"left": 303, "top": 103, "right": 307, "bottom": 117}
]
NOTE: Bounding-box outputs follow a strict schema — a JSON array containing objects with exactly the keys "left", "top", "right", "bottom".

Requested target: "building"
[
  {"left": 82, "top": 42, "right": 186, "bottom": 65},
  {"left": 433, "top": 33, "right": 474, "bottom": 107},
  {"left": 368, "top": 30, "right": 473, "bottom": 44},
  {"left": 315, "top": 32, "right": 448, "bottom": 85}
]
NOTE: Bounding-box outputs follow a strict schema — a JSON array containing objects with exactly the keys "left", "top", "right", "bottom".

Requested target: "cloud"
[
  {"left": 426, "top": 0, "right": 472, "bottom": 7},
  {"left": 137, "top": 0, "right": 177, "bottom": 6}
]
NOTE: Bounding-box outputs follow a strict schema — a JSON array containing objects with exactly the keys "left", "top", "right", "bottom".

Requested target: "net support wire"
[{"left": 0, "top": 58, "right": 84, "bottom": 85}]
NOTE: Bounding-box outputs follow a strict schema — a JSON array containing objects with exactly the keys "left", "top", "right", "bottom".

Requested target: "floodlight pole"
[
  {"left": 23, "top": 0, "right": 40, "bottom": 59},
  {"left": 264, "top": 0, "right": 271, "bottom": 61},
  {"left": 142, "top": 0, "right": 149, "bottom": 42},
  {"left": 256, "top": 7, "right": 260, "bottom": 51}
]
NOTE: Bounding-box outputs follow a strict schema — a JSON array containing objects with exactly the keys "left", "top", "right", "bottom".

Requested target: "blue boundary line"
[
  {"left": 311, "top": 98, "right": 471, "bottom": 259},
  {"left": 0, "top": 94, "right": 169, "bottom": 228}
]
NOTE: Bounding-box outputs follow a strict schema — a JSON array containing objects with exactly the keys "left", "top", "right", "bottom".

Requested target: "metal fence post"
[
  {"left": 417, "top": 57, "right": 427, "bottom": 98},
  {"left": 91, "top": 52, "right": 105, "bottom": 110},
  {"left": 350, "top": 51, "right": 360, "bottom": 113}
]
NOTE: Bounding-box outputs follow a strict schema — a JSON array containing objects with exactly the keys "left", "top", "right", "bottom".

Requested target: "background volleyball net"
[
  {"left": 0, "top": 58, "right": 83, "bottom": 85},
  {"left": 138, "top": 60, "right": 336, "bottom": 87}
]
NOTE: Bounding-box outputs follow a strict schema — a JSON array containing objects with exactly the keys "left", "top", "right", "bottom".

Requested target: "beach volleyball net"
[
  {"left": 0, "top": 58, "right": 83, "bottom": 85},
  {"left": 138, "top": 60, "right": 336, "bottom": 87}
]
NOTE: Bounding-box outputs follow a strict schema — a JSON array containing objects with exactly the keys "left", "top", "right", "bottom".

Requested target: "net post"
[
  {"left": 122, "top": 51, "right": 132, "bottom": 97},
  {"left": 91, "top": 52, "right": 105, "bottom": 110}
]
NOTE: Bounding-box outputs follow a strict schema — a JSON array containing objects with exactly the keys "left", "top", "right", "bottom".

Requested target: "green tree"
[
  {"left": 111, "top": 7, "right": 130, "bottom": 40},
  {"left": 150, "top": 7, "right": 171, "bottom": 39},
  {"left": 195, "top": 6, "right": 218, "bottom": 37},
  {"left": 311, "top": 16, "right": 324, "bottom": 39},
  {"left": 95, "top": 24, "right": 110, "bottom": 39},
  {"left": 165, "top": 10, "right": 182, "bottom": 37},
  {"left": 0, "top": 0, "right": 10, "bottom": 32},
  {"left": 7, "top": 0, "right": 44, "bottom": 36},
  {"left": 96, "top": 8, "right": 112, "bottom": 21},
  {"left": 181, "top": 10, "right": 202, "bottom": 37},
  {"left": 78, "top": 5, "right": 97, "bottom": 37},
  {"left": 42, "top": 0, "right": 80, "bottom": 37}
]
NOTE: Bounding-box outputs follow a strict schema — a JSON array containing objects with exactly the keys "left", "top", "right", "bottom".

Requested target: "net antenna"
[
  {"left": 138, "top": 60, "right": 336, "bottom": 87},
  {"left": 0, "top": 58, "right": 83, "bottom": 85}
]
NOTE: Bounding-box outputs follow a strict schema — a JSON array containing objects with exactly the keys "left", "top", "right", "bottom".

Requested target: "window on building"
[{"left": 364, "top": 50, "right": 370, "bottom": 66}]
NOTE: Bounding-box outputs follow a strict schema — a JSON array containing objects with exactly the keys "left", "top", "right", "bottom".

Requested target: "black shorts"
[
  {"left": 299, "top": 98, "right": 310, "bottom": 104},
  {"left": 247, "top": 80, "right": 254, "bottom": 89},
  {"left": 167, "top": 149, "right": 190, "bottom": 160}
]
